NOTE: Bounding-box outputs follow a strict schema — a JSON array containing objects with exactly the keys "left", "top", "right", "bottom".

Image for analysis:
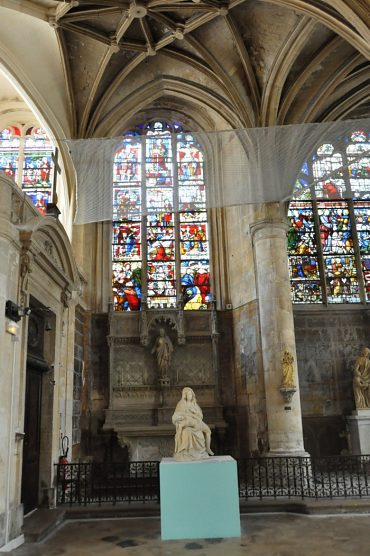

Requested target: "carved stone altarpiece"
[{"left": 104, "top": 304, "right": 226, "bottom": 460}]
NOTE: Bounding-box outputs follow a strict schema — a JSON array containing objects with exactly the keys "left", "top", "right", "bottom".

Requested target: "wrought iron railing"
[
  {"left": 55, "top": 455, "right": 370, "bottom": 506},
  {"left": 55, "top": 461, "right": 160, "bottom": 505},
  {"left": 238, "top": 455, "right": 370, "bottom": 499}
]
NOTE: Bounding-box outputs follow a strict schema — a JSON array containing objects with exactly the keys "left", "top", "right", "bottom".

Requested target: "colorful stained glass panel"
[
  {"left": 290, "top": 282, "right": 322, "bottom": 303},
  {"left": 22, "top": 154, "right": 53, "bottom": 188},
  {"left": 114, "top": 142, "right": 141, "bottom": 183},
  {"left": 324, "top": 255, "right": 359, "bottom": 302},
  {"left": 347, "top": 137, "right": 370, "bottom": 197},
  {"left": 354, "top": 202, "right": 370, "bottom": 254},
  {"left": 317, "top": 202, "right": 353, "bottom": 254},
  {"left": 179, "top": 185, "right": 206, "bottom": 210},
  {"left": 146, "top": 188, "right": 173, "bottom": 212},
  {"left": 180, "top": 210, "right": 208, "bottom": 223},
  {"left": 147, "top": 222, "right": 175, "bottom": 261},
  {"left": 146, "top": 136, "right": 172, "bottom": 185},
  {"left": 26, "top": 190, "right": 50, "bottom": 215},
  {"left": 361, "top": 257, "right": 370, "bottom": 301},
  {"left": 113, "top": 188, "right": 141, "bottom": 220},
  {"left": 287, "top": 202, "right": 316, "bottom": 255},
  {"left": 0, "top": 127, "right": 20, "bottom": 181},
  {"left": 313, "top": 151, "right": 345, "bottom": 199},
  {"left": 112, "top": 261, "right": 142, "bottom": 311},
  {"left": 112, "top": 222, "right": 141, "bottom": 260},
  {"left": 180, "top": 223, "right": 208, "bottom": 259},
  {"left": 147, "top": 241, "right": 175, "bottom": 261},
  {"left": 147, "top": 261, "right": 176, "bottom": 308},
  {"left": 181, "top": 260, "right": 211, "bottom": 309},
  {"left": 177, "top": 140, "right": 204, "bottom": 184}
]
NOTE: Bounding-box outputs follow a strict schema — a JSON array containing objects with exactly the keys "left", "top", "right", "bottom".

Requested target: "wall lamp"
[{"left": 5, "top": 300, "right": 31, "bottom": 322}]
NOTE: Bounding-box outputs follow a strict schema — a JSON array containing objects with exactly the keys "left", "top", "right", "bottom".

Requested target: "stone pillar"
[{"left": 251, "top": 204, "right": 307, "bottom": 456}]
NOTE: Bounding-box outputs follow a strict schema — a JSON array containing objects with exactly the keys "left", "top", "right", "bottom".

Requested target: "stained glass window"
[
  {"left": 288, "top": 129, "right": 370, "bottom": 304},
  {"left": 112, "top": 121, "right": 211, "bottom": 311},
  {"left": 0, "top": 125, "right": 54, "bottom": 215}
]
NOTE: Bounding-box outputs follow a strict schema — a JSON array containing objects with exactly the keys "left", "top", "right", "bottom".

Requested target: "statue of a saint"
[
  {"left": 172, "top": 387, "right": 214, "bottom": 461},
  {"left": 353, "top": 347, "right": 370, "bottom": 409},
  {"left": 281, "top": 350, "right": 295, "bottom": 388},
  {"left": 151, "top": 328, "right": 173, "bottom": 377}
]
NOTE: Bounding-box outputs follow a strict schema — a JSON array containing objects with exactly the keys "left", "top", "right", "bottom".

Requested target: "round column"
[{"left": 251, "top": 207, "right": 307, "bottom": 456}]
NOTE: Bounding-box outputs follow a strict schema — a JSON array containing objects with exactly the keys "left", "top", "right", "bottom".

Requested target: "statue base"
[
  {"left": 346, "top": 409, "right": 370, "bottom": 455},
  {"left": 160, "top": 455, "right": 240, "bottom": 540}
]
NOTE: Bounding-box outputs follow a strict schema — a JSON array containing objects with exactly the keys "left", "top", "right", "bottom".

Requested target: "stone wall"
[
  {"left": 294, "top": 308, "right": 370, "bottom": 456},
  {"left": 218, "top": 302, "right": 267, "bottom": 458},
  {"left": 72, "top": 305, "right": 84, "bottom": 456}
]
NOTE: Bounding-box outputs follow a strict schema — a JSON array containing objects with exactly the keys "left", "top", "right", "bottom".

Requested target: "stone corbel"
[{"left": 279, "top": 386, "right": 297, "bottom": 404}]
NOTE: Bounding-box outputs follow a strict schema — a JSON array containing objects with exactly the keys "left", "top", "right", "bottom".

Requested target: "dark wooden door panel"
[{"left": 21, "top": 367, "right": 42, "bottom": 514}]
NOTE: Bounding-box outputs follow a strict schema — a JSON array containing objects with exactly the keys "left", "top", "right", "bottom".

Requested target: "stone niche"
[{"left": 104, "top": 304, "right": 226, "bottom": 460}]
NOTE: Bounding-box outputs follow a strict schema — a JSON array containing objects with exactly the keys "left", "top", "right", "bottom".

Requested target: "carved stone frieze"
[
  {"left": 113, "top": 387, "right": 156, "bottom": 399},
  {"left": 110, "top": 336, "right": 141, "bottom": 346},
  {"left": 185, "top": 336, "right": 212, "bottom": 343}
]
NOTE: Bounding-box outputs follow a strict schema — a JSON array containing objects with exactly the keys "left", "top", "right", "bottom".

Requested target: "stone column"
[{"left": 251, "top": 204, "right": 307, "bottom": 456}]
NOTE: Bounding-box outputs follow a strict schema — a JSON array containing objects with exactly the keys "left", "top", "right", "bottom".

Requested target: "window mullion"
[
  {"left": 172, "top": 132, "right": 181, "bottom": 304},
  {"left": 18, "top": 134, "right": 25, "bottom": 189},
  {"left": 348, "top": 198, "right": 366, "bottom": 304},
  {"left": 141, "top": 135, "right": 148, "bottom": 303},
  {"left": 312, "top": 199, "right": 328, "bottom": 305}
]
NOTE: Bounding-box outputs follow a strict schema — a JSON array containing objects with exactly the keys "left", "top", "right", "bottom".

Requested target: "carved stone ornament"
[
  {"left": 279, "top": 386, "right": 297, "bottom": 403},
  {"left": 60, "top": 287, "right": 72, "bottom": 308},
  {"left": 19, "top": 231, "right": 33, "bottom": 306}
]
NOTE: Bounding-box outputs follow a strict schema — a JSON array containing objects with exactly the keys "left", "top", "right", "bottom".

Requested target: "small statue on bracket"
[{"left": 279, "top": 349, "right": 297, "bottom": 403}]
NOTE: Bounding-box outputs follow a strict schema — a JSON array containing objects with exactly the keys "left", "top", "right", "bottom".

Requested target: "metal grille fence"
[
  {"left": 55, "top": 461, "right": 160, "bottom": 505},
  {"left": 55, "top": 455, "right": 370, "bottom": 506},
  {"left": 238, "top": 455, "right": 370, "bottom": 499}
]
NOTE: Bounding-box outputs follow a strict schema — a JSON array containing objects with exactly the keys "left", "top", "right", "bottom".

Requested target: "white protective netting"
[{"left": 65, "top": 118, "right": 370, "bottom": 224}]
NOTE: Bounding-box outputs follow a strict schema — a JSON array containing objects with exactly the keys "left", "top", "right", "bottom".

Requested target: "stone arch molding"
[{"left": 17, "top": 215, "right": 81, "bottom": 307}]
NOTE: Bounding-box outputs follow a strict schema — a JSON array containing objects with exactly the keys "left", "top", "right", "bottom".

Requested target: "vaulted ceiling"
[{"left": 1, "top": 0, "right": 369, "bottom": 137}]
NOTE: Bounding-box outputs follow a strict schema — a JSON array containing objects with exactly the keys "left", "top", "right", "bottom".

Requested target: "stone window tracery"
[
  {"left": 288, "top": 129, "right": 370, "bottom": 303},
  {"left": 112, "top": 120, "right": 211, "bottom": 311},
  {"left": 0, "top": 125, "right": 54, "bottom": 215}
]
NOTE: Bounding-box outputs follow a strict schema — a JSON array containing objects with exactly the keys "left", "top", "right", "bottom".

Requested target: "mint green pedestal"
[{"left": 160, "top": 456, "right": 241, "bottom": 540}]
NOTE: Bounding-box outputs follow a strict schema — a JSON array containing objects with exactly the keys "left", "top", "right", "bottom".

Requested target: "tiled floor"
[{"left": 9, "top": 513, "right": 370, "bottom": 556}]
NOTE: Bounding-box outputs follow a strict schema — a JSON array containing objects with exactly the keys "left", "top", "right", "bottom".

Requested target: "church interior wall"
[
  {"left": 0, "top": 0, "right": 369, "bottom": 548},
  {"left": 294, "top": 308, "right": 370, "bottom": 456}
]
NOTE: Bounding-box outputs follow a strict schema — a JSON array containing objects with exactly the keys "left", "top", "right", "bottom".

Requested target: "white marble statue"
[{"left": 172, "top": 386, "right": 214, "bottom": 461}]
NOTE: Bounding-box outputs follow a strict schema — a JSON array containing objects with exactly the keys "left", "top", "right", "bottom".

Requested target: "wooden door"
[{"left": 21, "top": 366, "right": 43, "bottom": 514}]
